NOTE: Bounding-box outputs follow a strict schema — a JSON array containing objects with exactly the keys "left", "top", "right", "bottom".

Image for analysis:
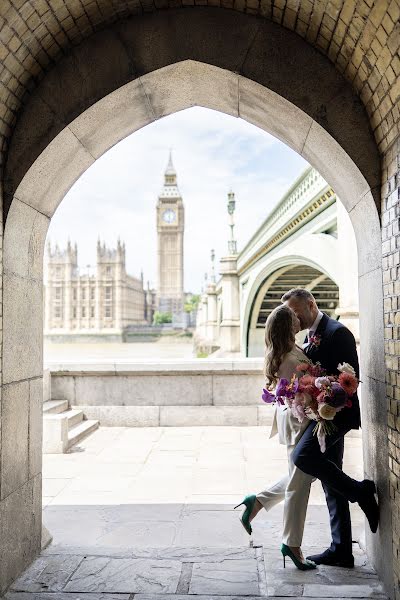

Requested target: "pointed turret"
[{"left": 160, "top": 150, "right": 180, "bottom": 197}]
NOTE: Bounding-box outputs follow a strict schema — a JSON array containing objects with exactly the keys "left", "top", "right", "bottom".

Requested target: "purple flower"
[
  {"left": 262, "top": 388, "right": 276, "bottom": 404},
  {"left": 328, "top": 382, "right": 348, "bottom": 408},
  {"left": 276, "top": 378, "right": 289, "bottom": 397}
]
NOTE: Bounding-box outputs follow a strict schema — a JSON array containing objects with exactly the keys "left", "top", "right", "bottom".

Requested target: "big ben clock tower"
[{"left": 156, "top": 152, "right": 184, "bottom": 316}]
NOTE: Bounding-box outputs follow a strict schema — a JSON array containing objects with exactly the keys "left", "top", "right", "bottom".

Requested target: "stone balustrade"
[{"left": 46, "top": 358, "right": 272, "bottom": 427}]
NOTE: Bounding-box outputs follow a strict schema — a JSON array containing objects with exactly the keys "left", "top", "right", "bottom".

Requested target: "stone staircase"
[{"left": 43, "top": 399, "right": 99, "bottom": 453}]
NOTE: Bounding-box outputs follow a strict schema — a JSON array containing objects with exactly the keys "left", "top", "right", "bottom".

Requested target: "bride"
[{"left": 234, "top": 304, "right": 316, "bottom": 570}]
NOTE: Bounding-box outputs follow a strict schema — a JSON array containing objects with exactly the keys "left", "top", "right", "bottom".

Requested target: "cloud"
[{"left": 47, "top": 107, "right": 309, "bottom": 291}]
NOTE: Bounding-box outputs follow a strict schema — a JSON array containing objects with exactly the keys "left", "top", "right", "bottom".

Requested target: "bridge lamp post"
[{"left": 227, "top": 191, "right": 238, "bottom": 255}]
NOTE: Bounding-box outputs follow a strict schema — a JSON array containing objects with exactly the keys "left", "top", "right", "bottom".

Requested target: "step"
[
  {"left": 67, "top": 419, "right": 99, "bottom": 449},
  {"left": 43, "top": 400, "right": 69, "bottom": 414},
  {"left": 65, "top": 408, "right": 84, "bottom": 429}
]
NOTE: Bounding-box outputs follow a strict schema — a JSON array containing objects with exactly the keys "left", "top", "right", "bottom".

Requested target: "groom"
[{"left": 282, "top": 288, "right": 379, "bottom": 568}]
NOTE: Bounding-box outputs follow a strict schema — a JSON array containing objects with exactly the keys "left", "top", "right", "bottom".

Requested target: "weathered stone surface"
[
  {"left": 42, "top": 415, "right": 69, "bottom": 454},
  {"left": 301, "top": 120, "right": 371, "bottom": 214},
  {"left": 350, "top": 192, "right": 383, "bottom": 277},
  {"left": 64, "top": 557, "right": 182, "bottom": 593},
  {"left": 160, "top": 405, "right": 258, "bottom": 427},
  {"left": 1, "top": 380, "right": 29, "bottom": 499},
  {"left": 2, "top": 274, "right": 43, "bottom": 384},
  {"left": 358, "top": 268, "right": 385, "bottom": 383},
  {"left": 74, "top": 405, "right": 160, "bottom": 427},
  {"left": 141, "top": 61, "right": 239, "bottom": 121},
  {"left": 212, "top": 374, "right": 263, "bottom": 405},
  {"left": 303, "top": 583, "right": 386, "bottom": 597},
  {"left": 189, "top": 558, "right": 259, "bottom": 595},
  {"left": 69, "top": 78, "right": 153, "bottom": 160},
  {"left": 29, "top": 378, "right": 43, "bottom": 479},
  {"left": 11, "top": 554, "right": 84, "bottom": 592},
  {"left": 73, "top": 374, "right": 214, "bottom": 406},
  {"left": 3, "top": 199, "right": 49, "bottom": 280},
  {"left": 5, "top": 594, "right": 130, "bottom": 600},
  {"left": 0, "top": 479, "right": 38, "bottom": 594},
  {"left": 14, "top": 127, "right": 94, "bottom": 218},
  {"left": 266, "top": 583, "right": 304, "bottom": 596},
  {"left": 238, "top": 75, "right": 313, "bottom": 156}
]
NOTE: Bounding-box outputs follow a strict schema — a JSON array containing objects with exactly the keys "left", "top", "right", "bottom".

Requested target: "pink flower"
[{"left": 338, "top": 372, "right": 358, "bottom": 396}]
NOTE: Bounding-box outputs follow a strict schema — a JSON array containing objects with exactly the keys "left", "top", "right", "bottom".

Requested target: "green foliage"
[
  {"left": 184, "top": 294, "right": 201, "bottom": 313},
  {"left": 153, "top": 311, "right": 172, "bottom": 324}
]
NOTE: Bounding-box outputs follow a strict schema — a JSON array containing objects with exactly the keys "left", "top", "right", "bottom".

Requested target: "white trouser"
[{"left": 256, "top": 445, "right": 313, "bottom": 547}]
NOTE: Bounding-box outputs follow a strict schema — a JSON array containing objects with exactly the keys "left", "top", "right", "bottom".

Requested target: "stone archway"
[{"left": 1, "top": 9, "right": 388, "bottom": 594}]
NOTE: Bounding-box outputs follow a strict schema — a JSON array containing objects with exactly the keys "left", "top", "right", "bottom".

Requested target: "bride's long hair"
[{"left": 264, "top": 304, "right": 296, "bottom": 390}]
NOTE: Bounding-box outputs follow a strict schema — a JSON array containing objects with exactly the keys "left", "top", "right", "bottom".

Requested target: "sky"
[{"left": 47, "top": 107, "right": 309, "bottom": 293}]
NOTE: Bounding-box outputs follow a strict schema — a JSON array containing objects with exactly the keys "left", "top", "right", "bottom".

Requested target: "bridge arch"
[
  {"left": 1, "top": 9, "right": 388, "bottom": 594},
  {"left": 245, "top": 262, "right": 340, "bottom": 358}
]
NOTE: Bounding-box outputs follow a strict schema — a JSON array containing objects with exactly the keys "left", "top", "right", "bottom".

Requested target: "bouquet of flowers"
[{"left": 262, "top": 362, "right": 359, "bottom": 452}]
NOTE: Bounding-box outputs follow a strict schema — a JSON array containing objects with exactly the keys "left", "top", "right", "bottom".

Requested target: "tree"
[
  {"left": 153, "top": 311, "right": 172, "bottom": 324},
  {"left": 184, "top": 294, "right": 200, "bottom": 313}
]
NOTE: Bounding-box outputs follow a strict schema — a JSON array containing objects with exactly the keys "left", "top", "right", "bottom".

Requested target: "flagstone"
[
  {"left": 10, "top": 555, "right": 84, "bottom": 592},
  {"left": 189, "top": 558, "right": 259, "bottom": 595},
  {"left": 64, "top": 556, "right": 182, "bottom": 594}
]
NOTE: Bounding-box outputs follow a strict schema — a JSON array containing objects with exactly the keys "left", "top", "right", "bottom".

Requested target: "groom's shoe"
[
  {"left": 306, "top": 549, "right": 354, "bottom": 568},
  {"left": 357, "top": 479, "right": 379, "bottom": 534}
]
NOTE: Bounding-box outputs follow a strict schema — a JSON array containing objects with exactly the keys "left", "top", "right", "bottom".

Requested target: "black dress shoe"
[
  {"left": 306, "top": 549, "right": 354, "bottom": 568},
  {"left": 358, "top": 479, "right": 379, "bottom": 533}
]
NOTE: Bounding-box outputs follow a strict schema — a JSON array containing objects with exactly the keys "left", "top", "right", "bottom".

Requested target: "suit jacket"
[
  {"left": 270, "top": 345, "right": 311, "bottom": 446},
  {"left": 304, "top": 312, "right": 361, "bottom": 430}
]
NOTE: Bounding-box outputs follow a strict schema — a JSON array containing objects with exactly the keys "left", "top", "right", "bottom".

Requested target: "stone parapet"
[{"left": 47, "top": 358, "right": 271, "bottom": 427}]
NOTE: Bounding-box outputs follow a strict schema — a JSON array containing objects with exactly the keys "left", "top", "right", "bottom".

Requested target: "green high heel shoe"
[
  {"left": 281, "top": 543, "right": 317, "bottom": 570},
  {"left": 234, "top": 494, "right": 257, "bottom": 535}
]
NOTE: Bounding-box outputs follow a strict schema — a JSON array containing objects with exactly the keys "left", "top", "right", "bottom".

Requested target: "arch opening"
[{"left": 0, "top": 25, "right": 388, "bottom": 594}]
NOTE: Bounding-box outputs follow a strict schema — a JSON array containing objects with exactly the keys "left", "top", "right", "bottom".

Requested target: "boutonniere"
[{"left": 309, "top": 334, "right": 322, "bottom": 348}]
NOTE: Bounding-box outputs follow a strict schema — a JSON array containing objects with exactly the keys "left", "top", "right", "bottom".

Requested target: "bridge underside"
[{"left": 247, "top": 265, "right": 339, "bottom": 357}]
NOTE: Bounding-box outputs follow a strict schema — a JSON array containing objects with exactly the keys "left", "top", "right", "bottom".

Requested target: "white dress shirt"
[{"left": 309, "top": 310, "right": 324, "bottom": 338}]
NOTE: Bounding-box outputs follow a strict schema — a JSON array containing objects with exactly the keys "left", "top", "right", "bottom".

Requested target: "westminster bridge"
[{"left": 195, "top": 166, "right": 359, "bottom": 357}]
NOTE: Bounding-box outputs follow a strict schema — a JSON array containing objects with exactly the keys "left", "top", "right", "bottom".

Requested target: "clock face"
[{"left": 162, "top": 209, "right": 176, "bottom": 224}]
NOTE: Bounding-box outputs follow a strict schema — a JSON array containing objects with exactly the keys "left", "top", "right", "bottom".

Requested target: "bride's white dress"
[{"left": 256, "top": 345, "right": 314, "bottom": 547}]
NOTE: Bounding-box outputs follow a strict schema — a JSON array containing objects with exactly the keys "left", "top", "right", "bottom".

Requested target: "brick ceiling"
[{"left": 0, "top": 0, "right": 399, "bottom": 167}]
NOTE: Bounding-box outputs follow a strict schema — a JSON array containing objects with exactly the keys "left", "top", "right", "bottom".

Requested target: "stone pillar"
[
  {"left": 335, "top": 199, "right": 359, "bottom": 341},
  {"left": 206, "top": 282, "right": 218, "bottom": 343},
  {"left": 219, "top": 255, "right": 240, "bottom": 353},
  {"left": 199, "top": 293, "right": 208, "bottom": 340}
]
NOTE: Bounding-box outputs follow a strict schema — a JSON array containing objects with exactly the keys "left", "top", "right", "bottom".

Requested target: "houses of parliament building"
[{"left": 44, "top": 154, "right": 186, "bottom": 339}]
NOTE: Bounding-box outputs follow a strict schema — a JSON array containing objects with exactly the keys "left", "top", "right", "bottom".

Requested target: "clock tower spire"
[{"left": 156, "top": 152, "right": 185, "bottom": 322}]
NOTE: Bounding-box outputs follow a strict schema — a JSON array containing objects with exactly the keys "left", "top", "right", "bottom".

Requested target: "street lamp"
[
  {"left": 210, "top": 248, "right": 216, "bottom": 283},
  {"left": 227, "top": 190, "right": 237, "bottom": 255}
]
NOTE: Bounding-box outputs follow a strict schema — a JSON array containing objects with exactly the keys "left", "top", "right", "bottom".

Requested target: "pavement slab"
[
  {"left": 189, "top": 558, "right": 260, "bottom": 595},
  {"left": 63, "top": 556, "right": 182, "bottom": 594}
]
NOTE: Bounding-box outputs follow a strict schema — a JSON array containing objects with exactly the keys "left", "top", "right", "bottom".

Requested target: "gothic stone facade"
[{"left": 44, "top": 240, "right": 148, "bottom": 336}]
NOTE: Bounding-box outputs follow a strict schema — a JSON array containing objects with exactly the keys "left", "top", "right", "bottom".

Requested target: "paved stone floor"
[{"left": 4, "top": 426, "right": 387, "bottom": 599}]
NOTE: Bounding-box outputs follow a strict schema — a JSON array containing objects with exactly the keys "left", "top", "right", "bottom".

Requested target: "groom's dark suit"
[{"left": 292, "top": 313, "right": 361, "bottom": 560}]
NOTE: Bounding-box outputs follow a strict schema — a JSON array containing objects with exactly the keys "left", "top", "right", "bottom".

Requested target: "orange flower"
[{"left": 338, "top": 372, "right": 358, "bottom": 396}]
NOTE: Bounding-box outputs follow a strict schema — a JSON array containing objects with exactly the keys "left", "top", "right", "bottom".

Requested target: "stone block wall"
[
  {"left": 48, "top": 360, "right": 272, "bottom": 427},
  {"left": 382, "top": 137, "right": 400, "bottom": 600}
]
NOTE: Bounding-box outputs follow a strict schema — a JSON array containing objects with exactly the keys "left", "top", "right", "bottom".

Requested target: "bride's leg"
[
  {"left": 254, "top": 472, "right": 290, "bottom": 521},
  {"left": 283, "top": 446, "right": 314, "bottom": 551}
]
